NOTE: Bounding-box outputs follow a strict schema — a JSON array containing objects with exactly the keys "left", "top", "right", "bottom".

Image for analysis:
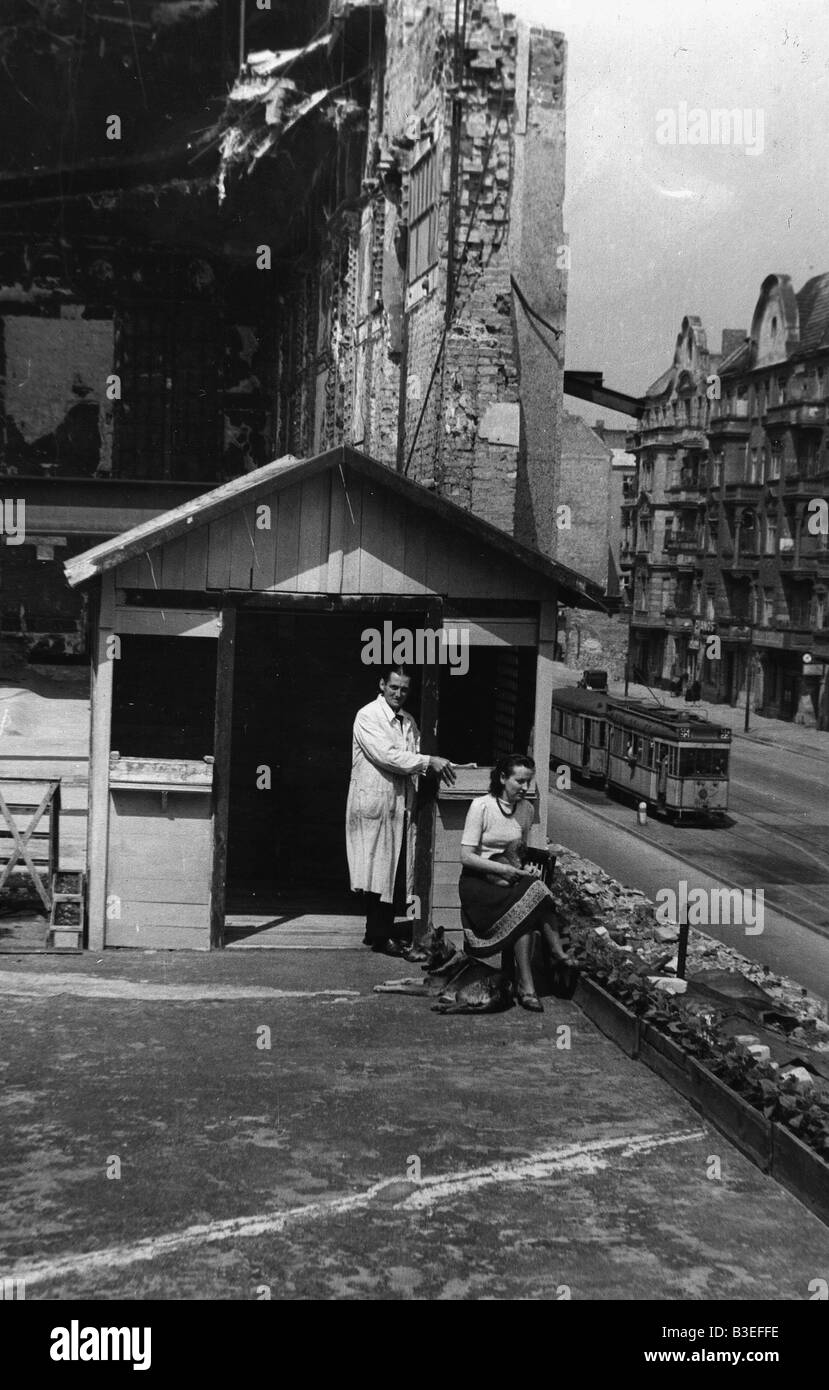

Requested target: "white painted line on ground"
[
  {"left": 0, "top": 972, "right": 360, "bottom": 1002},
  {"left": 9, "top": 1128, "right": 706, "bottom": 1289}
]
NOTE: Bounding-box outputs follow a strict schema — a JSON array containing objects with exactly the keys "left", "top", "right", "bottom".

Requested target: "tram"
[{"left": 549, "top": 688, "right": 731, "bottom": 821}]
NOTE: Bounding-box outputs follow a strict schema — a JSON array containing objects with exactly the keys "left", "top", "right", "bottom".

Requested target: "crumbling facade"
[
  {"left": 628, "top": 280, "right": 829, "bottom": 726},
  {"left": 0, "top": 0, "right": 570, "bottom": 659}
]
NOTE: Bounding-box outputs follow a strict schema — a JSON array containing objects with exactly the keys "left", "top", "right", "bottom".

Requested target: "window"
[
  {"left": 705, "top": 589, "right": 716, "bottom": 621},
  {"left": 764, "top": 513, "right": 777, "bottom": 555},
  {"left": 407, "top": 147, "right": 439, "bottom": 283},
  {"left": 769, "top": 440, "right": 782, "bottom": 480},
  {"left": 678, "top": 748, "right": 729, "bottom": 777},
  {"left": 762, "top": 589, "right": 774, "bottom": 626}
]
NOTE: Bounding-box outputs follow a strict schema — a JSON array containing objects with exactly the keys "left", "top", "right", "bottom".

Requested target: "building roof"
[
  {"left": 64, "top": 445, "right": 607, "bottom": 611},
  {"left": 796, "top": 272, "right": 829, "bottom": 355}
]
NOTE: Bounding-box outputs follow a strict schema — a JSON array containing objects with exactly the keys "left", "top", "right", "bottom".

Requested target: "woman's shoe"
[{"left": 516, "top": 986, "right": 543, "bottom": 1013}]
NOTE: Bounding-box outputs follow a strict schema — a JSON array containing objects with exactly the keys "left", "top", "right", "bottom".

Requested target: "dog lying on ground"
[{"left": 373, "top": 926, "right": 513, "bottom": 1014}]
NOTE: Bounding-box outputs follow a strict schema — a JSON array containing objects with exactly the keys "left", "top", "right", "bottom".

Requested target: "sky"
[{"left": 504, "top": 0, "right": 829, "bottom": 429}]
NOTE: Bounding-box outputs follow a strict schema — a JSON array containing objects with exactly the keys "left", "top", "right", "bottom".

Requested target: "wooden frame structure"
[{"left": 65, "top": 446, "right": 605, "bottom": 951}]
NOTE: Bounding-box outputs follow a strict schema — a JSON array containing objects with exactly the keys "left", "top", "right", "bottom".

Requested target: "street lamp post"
[{"left": 744, "top": 649, "right": 753, "bottom": 733}]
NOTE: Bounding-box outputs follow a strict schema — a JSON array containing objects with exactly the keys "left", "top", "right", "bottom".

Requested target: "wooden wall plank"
[
  {"left": 296, "top": 474, "right": 330, "bottom": 591},
  {"left": 340, "top": 476, "right": 364, "bottom": 594},
  {"left": 205, "top": 518, "right": 229, "bottom": 589},
  {"left": 274, "top": 484, "right": 302, "bottom": 591},
  {"left": 248, "top": 491, "right": 278, "bottom": 590},
  {"left": 183, "top": 524, "right": 209, "bottom": 590},
  {"left": 425, "top": 520, "right": 451, "bottom": 596},
  {"left": 225, "top": 507, "right": 252, "bottom": 590},
  {"left": 402, "top": 511, "right": 429, "bottom": 594},
  {"left": 326, "top": 471, "right": 348, "bottom": 592},
  {"left": 116, "top": 557, "right": 139, "bottom": 587},
  {"left": 87, "top": 575, "right": 114, "bottom": 951},
  {"left": 161, "top": 534, "right": 188, "bottom": 590},
  {"left": 358, "top": 485, "right": 385, "bottom": 592},
  {"left": 380, "top": 490, "right": 408, "bottom": 594},
  {"left": 112, "top": 608, "right": 220, "bottom": 638},
  {"left": 209, "top": 606, "right": 235, "bottom": 947}
]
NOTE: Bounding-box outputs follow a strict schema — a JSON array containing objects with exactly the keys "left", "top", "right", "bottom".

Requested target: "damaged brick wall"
[{"left": 302, "top": 1, "right": 567, "bottom": 556}]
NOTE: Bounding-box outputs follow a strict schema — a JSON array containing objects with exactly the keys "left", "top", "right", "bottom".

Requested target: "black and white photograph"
[{"left": 0, "top": 0, "right": 827, "bottom": 1340}]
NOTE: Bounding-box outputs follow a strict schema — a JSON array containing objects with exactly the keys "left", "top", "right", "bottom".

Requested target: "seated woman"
[{"left": 458, "top": 753, "right": 570, "bottom": 1013}]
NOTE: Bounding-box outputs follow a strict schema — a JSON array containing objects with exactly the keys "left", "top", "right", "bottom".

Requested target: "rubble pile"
[{"left": 551, "top": 844, "right": 829, "bottom": 1038}]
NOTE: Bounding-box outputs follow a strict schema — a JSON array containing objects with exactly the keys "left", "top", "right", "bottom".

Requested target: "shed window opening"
[{"left": 111, "top": 635, "right": 217, "bottom": 760}]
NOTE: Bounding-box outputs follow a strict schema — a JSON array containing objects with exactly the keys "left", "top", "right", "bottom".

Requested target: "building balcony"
[
  {"left": 765, "top": 402, "right": 827, "bottom": 429},
  {"left": 752, "top": 625, "right": 814, "bottom": 651},
  {"left": 672, "top": 428, "right": 708, "bottom": 449},
  {"left": 664, "top": 530, "right": 703, "bottom": 552},
  {"left": 708, "top": 415, "right": 751, "bottom": 440},
  {"left": 724, "top": 481, "right": 763, "bottom": 502}
]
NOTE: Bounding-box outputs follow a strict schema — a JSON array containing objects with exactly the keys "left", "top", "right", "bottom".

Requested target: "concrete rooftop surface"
[{"left": 1, "top": 950, "right": 827, "bottom": 1300}]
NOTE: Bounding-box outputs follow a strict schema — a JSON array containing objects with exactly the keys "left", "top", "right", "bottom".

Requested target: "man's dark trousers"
[{"left": 364, "top": 816, "right": 409, "bottom": 943}]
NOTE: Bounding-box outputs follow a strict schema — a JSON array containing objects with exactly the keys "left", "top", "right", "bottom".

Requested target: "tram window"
[{"left": 678, "top": 748, "right": 730, "bottom": 777}]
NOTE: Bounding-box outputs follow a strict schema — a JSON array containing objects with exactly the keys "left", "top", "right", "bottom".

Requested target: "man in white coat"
[{"left": 346, "top": 666, "right": 455, "bottom": 955}]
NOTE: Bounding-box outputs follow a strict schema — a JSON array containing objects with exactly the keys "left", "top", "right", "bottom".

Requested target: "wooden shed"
[{"left": 64, "top": 446, "right": 605, "bottom": 951}]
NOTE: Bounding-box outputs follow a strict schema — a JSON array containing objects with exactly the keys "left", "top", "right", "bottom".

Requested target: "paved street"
[{"left": 1, "top": 950, "right": 827, "bottom": 1301}]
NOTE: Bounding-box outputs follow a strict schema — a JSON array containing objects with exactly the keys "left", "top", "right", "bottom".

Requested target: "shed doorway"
[{"left": 224, "top": 608, "right": 424, "bottom": 947}]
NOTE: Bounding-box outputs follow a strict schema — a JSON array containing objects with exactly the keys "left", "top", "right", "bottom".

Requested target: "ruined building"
[
  {"left": 0, "top": 0, "right": 571, "bottom": 659},
  {"left": 627, "top": 279, "right": 829, "bottom": 727}
]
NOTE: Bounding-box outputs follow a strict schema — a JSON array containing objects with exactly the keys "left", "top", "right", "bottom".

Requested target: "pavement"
[{"left": 1, "top": 949, "right": 827, "bottom": 1300}]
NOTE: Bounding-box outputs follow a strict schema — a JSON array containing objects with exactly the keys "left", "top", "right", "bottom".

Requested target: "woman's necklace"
[{"left": 496, "top": 796, "right": 516, "bottom": 817}]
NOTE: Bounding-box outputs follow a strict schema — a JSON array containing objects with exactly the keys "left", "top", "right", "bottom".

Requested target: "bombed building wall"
[
  {"left": 0, "top": 243, "right": 275, "bottom": 482},
  {"left": 0, "top": 241, "right": 277, "bottom": 653},
  {"left": 271, "top": 2, "right": 567, "bottom": 552}
]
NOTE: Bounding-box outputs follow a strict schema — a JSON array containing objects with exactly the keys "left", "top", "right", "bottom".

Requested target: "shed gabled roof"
[{"left": 63, "top": 445, "right": 607, "bottom": 611}]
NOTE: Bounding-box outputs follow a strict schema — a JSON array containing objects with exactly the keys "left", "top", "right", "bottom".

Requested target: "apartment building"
[{"left": 627, "top": 276, "right": 829, "bottom": 727}]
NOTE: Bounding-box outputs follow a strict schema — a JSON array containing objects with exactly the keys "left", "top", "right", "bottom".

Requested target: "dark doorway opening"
[{"left": 225, "top": 608, "right": 426, "bottom": 941}]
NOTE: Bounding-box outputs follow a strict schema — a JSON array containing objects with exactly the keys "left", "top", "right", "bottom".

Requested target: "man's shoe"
[{"left": 371, "top": 938, "right": 407, "bottom": 957}]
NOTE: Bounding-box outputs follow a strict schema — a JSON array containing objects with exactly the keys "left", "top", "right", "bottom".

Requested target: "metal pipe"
[{"left": 238, "top": 0, "right": 246, "bottom": 71}]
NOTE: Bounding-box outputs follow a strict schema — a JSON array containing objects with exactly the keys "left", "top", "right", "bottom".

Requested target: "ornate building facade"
[{"left": 627, "top": 275, "right": 829, "bottom": 727}]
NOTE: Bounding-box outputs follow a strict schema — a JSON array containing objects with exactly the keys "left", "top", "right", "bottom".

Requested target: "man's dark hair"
[{"left": 380, "top": 665, "right": 412, "bottom": 684}]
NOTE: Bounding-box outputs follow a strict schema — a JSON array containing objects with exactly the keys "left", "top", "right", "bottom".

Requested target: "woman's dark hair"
[{"left": 489, "top": 753, "right": 535, "bottom": 797}]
